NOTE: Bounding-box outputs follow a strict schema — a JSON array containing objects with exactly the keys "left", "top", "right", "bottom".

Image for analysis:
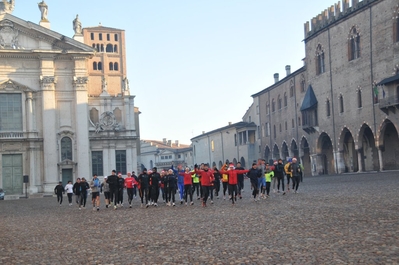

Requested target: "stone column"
[
  {"left": 378, "top": 147, "right": 384, "bottom": 171},
  {"left": 73, "top": 76, "right": 90, "bottom": 179},
  {"left": 40, "top": 75, "right": 58, "bottom": 193},
  {"left": 335, "top": 150, "right": 345, "bottom": 174},
  {"left": 25, "top": 91, "right": 34, "bottom": 134}
]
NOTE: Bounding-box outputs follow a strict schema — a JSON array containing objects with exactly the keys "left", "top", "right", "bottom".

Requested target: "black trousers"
[
  {"left": 67, "top": 193, "right": 73, "bottom": 203},
  {"left": 292, "top": 176, "right": 300, "bottom": 191},
  {"left": 140, "top": 187, "right": 149, "bottom": 204},
  {"left": 184, "top": 184, "right": 193, "bottom": 202},
  {"left": 167, "top": 186, "right": 176, "bottom": 203},
  {"left": 251, "top": 181, "right": 258, "bottom": 198},
  {"left": 151, "top": 186, "right": 159, "bottom": 203},
  {"left": 214, "top": 181, "right": 220, "bottom": 196},
  {"left": 57, "top": 193, "right": 63, "bottom": 204},
  {"left": 202, "top": 186, "right": 210, "bottom": 203},
  {"left": 80, "top": 192, "right": 87, "bottom": 207},
  {"left": 237, "top": 178, "right": 244, "bottom": 195},
  {"left": 228, "top": 184, "right": 238, "bottom": 204},
  {"left": 118, "top": 189, "right": 124, "bottom": 204},
  {"left": 193, "top": 183, "right": 200, "bottom": 197},
  {"left": 277, "top": 176, "right": 285, "bottom": 191},
  {"left": 127, "top": 188, "right": 134, "bottom": 204},
  {"left": 265, "top": 182, "right": 271, "bottom": 195},
  {"left": 110, "top": 188, "right": 118, "bottom": 205},
  {"left": 222, "top": 182, "right": 228, "bottom": 196}
]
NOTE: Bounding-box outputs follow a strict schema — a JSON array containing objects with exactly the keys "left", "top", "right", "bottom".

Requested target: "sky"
[{"left": 14, "top": 0, "right": 338, "bottom": 144}]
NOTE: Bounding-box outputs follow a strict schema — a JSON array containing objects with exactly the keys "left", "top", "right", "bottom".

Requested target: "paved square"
[{"left": 1, "top": 172, "right": 398, "bottom": 264}]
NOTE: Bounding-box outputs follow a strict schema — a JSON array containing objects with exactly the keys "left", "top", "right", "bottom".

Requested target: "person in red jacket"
[
  {"left": 178, "top": 166, "right": 195, "bottom": 205},
  {"left": 219, "top": 163, "right": 249, "bottom": 205},
  {"left": 194, "top": 163, "right": 214, "bottom": 207},
  {"left": 124, "top": 172, "right": 135, "bottom": 208}
]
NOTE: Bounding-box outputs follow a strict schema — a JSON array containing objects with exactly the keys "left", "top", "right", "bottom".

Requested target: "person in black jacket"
[
  {"left": 107, "top": 170, "right": 119, "bottom": 210},
  {"left": 275, "top": 159, "right": 286, "bottom": 195},
  {"left": 54, "top": 181, "right": 64, "bottom": 206},
  {"left": 116, "top": 173, "right": 125, "bottom": 207},
  {"left": 165, "top": 169, "right": 177, "bottom": 206},
  {"left": 149, "top": 167, "right": 161, "bottom": 206},
  {"left": 79, "top": 178, "right": 90, "bottom": 209},
  {"left": 72, "top": 178, "right": 82, "bottom": 206},
  {"left": 235, "top": 162, "right": 245, "bottom": 199},
  {"left": 138, "top": 168, "right": 150, "bottom": 208},
  {"left": 247, "top": 163, "right": 262, "bottom": 201},
  {"left": 212, "top": 166, "right": 221, "bottom": 199}
]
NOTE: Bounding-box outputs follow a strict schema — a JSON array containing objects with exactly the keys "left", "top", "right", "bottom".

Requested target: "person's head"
[
  {"left": 127, "top": 172, "right": 131, "bottom": 177},
  {"left": 252, "top": 162, "right": 257, "bottom": 169},
  {"left": 82, "top": 178, "right": 86, "bottom": 182},
  {"left": 76, "top": 178, "right": 81, "bottom": 183},
  {"left": 292, "top": 158, "right": 297, "bottom": 163},
  {"left": 118, "top": 173, "right": 122, "bottom": 177},
  {"left": 203, "top": 163, "right": 209, "bottom": 171},
  {"left": 68, "top": 180, "right": 72, "bottom": 184},
  {"left": 278, "top": 159, "right": 283, "bottom": 164},
  {"left": 273, "top": 161, "right": 277, "bottom": 165},
  {"left": 185, "top": 167, "right": 190, "bottom": 172},
  {"left": 265, "top": 163, "right": 270, "bottom": 168},
  {"left": 153, "top": 167, "right": 157, "bottom": 173},
  {"left": 229, "top": 163, "right": 235, "bottom": 170},
  {"left": 59, "top": 181, "right": 62, "bottom": 184},
  {"left": 93, "top": 174, "right": 97, "bottom": 179},
  {"left": 112, "top": 170, "right": 116, "bottom": 175},
  {"left": 104, "top": 176, "right": 108, "bottom": 181},
  {"left": 143, "top": 168, "right": 147, "bottom": 174},
  {"left": 132, "top": 171, "right": 135, "bottom": 175},
  {"left": 168, "top": 169, "right": 173, "bottom": 175},
  {"left": 237, "top": 162, "right": 241, "bottom": 167}
]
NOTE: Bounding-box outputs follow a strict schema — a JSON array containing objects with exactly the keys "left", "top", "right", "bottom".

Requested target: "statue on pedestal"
[
  {"left": 123, "top": 77, "right": 129, "bottom": 91},
  {"left": 73, "top": 14, "right": 82, "bottom": 35},
  {"left": 0, "top": 0, "right": 15, "bottom": 14},
  {"left": 38, "top": 1, "right": 48, "bottom": 22},
  {"left": 102, "top": 77, "right": 108, "bottom": 93}
]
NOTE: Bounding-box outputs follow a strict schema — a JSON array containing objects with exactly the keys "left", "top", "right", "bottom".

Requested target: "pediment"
[
  {"left": 0, "top": 79, "right": 34, "bottom": 92},
  {"left": 0, "top": 14, "right": 94, "bottom": 53}
]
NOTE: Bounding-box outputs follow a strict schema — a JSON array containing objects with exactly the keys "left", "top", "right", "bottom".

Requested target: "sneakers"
[
  {"left": 283, "top": 191, "right": 286, "bottom": 195},
  {"left": 180, "top": 200, "right": 183, "bottom": 205},
  {"left": 97, "top": 207, "right": 99, "bottom": 211},
  {"left": 172, "top": 203, "right": 176, "bottom": 207},
  {"left": 129, "top": 204, "right": 132, "bottom": 208},
  {"left": 185, "top": 202, "right": 188, "bottom": 206},
  {"left": 190, "top": 201, "right": 194, "bottom": 205},
  {"left": 114, "top": 205, "right": 117, "bottom": 210},
  {"left": 146, "top": 204, "right": 150, "bottom": 208},
  {"left": 93, "top": 207, "right": 96, "bottom": 211},
  {"left": 79, "top": 207, "right": 81, "bottom": 210},
  {"left": 211, "top": 200, "right": 214, "bottom": 204},
  {"left": 154, "top": 203, "right": 158, "bottom": 207}
]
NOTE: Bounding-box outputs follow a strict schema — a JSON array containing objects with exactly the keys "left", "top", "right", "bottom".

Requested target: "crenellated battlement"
[{"left": 304, "top": 0, "right": 379, "bottom": 40}]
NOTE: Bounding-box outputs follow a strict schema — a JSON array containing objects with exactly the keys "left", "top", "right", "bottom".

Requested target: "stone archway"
[
  {"left": 232, "top": 158, "right": 238, "bottom": 166},
  {"left": 379, "top": 119, "right": 399, "bottom": 170},
  {"left": 290, "top": 139, "right": 299, "bottom": 158},
  {"left": 317, "top": 132, "right": 334, "bottom": 175},
  {"left": 358, "top": 124, "right": 378, "bottom": 171},
  {"left": 264, "top": 146, "right": 270, "bottom": 163},
  {"left": 338, "top": 128, "right": 358, "bottom": 173},
  {"left": 240, "top": 157, "right": 246, "bottom": 168},
  {"left": 272, "top": 144, "right": 280, "bottom": 160},
  {"left": 300, "top": 137, "right": 311, "bottom": 176},
  {"left": 281, "top": 142, "right": 289, "bottom": 161}
]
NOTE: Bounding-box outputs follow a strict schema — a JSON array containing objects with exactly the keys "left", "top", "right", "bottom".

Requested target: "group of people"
[{"left": 54, "top": 158, "right": 304, "bottom": 209}]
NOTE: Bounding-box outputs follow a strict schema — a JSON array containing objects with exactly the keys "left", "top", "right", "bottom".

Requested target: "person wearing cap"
[
  {"left": 101, "top": 176, "right": 110, "bottom": 208},
  {"left": 194, "top": 163, "right": 214, "bottom": 207},
  {"left": 90, "top": 174, "right": 101, "bottom": 211},
  {"left": 106, "top": 170, "right": 119, "bottom": 210},
  {"left": 54, "top": 181, "right": 64, "bottom": 206},
  {"left": 219, "top": 164, "right": 249, "bottom": 205},
  {"left": 288, "top": 158, "right": 301, "bottom": 193}
]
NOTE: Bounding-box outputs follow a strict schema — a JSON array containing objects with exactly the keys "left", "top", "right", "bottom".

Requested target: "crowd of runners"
[{"left": 54, "top": 158, "right": 304, "bottom": 210}]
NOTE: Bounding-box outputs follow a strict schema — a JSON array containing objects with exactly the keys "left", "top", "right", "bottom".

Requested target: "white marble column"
[{"left": 40, "top": 76, "right": 58, "bottom": 193}]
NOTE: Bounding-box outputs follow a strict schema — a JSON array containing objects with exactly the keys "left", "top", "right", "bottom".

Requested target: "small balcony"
[
  {"left": 0, "top": 131, "right": 39, "bottom": 139},
  {"left": 379, "top": 95, "right": 399, "bottom": 114}
]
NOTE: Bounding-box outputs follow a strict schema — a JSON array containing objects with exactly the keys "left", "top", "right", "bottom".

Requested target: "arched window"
[
  {"left": 349, "top": 26, "right": 360, "bottom": 61},
  {"left": 266, "top": 103, "right": 270, "bottom": 115},
  {"left": 100, "top": 44, "right": 104, "bottom": 52},
  {"left": 339, "top": 94, "right": 344, "bottom": 113},
  {"left": 98, "top": 62, "right": 102, "bottom": 70},
  {"left": 114, "top": 62, "right": 119, "bottom": 71},
  {"left": 90, "top": 33, "right": 94, "bottom": 40},
  {"left": 279, "top": 123, "right": 282, "bottom": 132},
  {"left": 99, "top": 33, "right": 103, "bottom": 41},
  {"left": 114, "top": 45, "right": 118, "bottom": 53},
  {"left": 290, "top": 85, "right": 294, "bottom": 97},
  {"left": 292, "top": 119, "right": 294, "bottom": 128},
  {"left": 285, "top": 121, "right": 287, "bottom": 131},
  {"left": 283, "top": 92, "right": 287, "bottom": 107},
  {"left": 316, "top": 44, "right": 325, "bottom": 75},
  {"left": 61, "top": 137, "right": 72, "bottom": 161},
  {"left": 300, "top": 75, "right": 306, "bottom": 92},
  {"left": 106, "top": 44, "right": 113, "bottom": 53},
  {"left": 93, "top": 62, "right": 97, "bottom": 70},
  {"left": 96, "top": 44, "right": 100, "bottom": 52},
  {"left": 107, "top": 33, "right": 110, "bottom": 41},
  {"left": 109, "top": 62, "right": 114, "bottom": 71},
  {"left": 326, "top": 99, "right": 331, "bottom": 117},
  {"left": 298, "top": 116, "right": 301, "bottom": 126},
  {"left": 92, "top": 43, "right": 95, "bottom": 49},
  {"left": 357, "top": 89, "right": 362, "bottom": 108},
  {"left": 272, "top": 99, "right": 275, "bottom": 112},
  {"left": 114, "top": 34, "right": 118, "bottom": 41},
  {"left": 277, "top": 95, "right": 282, "bottom": 110},
  {"left": 273, "top": 125, "right": 276, "bottom": 138}
]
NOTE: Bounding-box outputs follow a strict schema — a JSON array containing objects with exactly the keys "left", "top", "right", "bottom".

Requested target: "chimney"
[
  {"left": 274, "top": 73, "right": 279, "bottom": 83},
  {"left": 228, "top": 122, "right": 232, "bottom": 125},
  {"left": 163, "top": 138, "right": 167, "bottom": 144},
  {"left": 285, "top": 65, "right": 291, "bottom": 76},
  {"left": 167, "top": 140, "right": 172, "bottom": 147},
  {"left": 202, "top": 131, "right": 205, "bottom": 134},
  {"left": 175, "top": 140, "right": 180, "bottom": 147}
]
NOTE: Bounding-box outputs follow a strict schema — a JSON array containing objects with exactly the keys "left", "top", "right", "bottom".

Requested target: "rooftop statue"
[
  {"left": 38, "top": 1, "right": 48, "bottom": 22},
  {"left": 0, "top": 0, "right": 15, "bottom": 14},
  {"left": 73, "top": 14, "right": 82, "bottom": 35}
]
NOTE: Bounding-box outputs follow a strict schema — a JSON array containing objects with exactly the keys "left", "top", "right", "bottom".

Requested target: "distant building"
[
  {"left": 191, "top": 121, "right": 258, "bottom": 169},
  {"left": 140, "top": 139, "right": 193, "bottom": 171}
]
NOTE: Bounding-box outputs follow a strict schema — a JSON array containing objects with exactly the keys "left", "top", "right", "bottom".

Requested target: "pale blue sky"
[{"left": 15, "top": 0, "right": 337, "bottom": 143}]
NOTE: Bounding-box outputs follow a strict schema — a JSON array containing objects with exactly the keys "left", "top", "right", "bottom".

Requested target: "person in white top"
[{"left": 64, "top": 181, "right": 74, "bottom": 206}]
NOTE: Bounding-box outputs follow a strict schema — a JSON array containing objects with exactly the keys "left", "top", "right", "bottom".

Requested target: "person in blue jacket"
[{"left": 171, "top": 164, "right": 184, "bottom": 205}]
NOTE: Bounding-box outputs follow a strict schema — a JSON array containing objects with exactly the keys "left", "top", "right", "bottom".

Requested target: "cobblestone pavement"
[{"left": 1, "top": 172, "right": 399, "bottom": 265}]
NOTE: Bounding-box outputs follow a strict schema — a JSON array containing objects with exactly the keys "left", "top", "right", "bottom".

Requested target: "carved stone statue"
[
  {"left": 101, "top": 77, "right": 107, "bottom": 93},
  {"left": 38, "top": 1, "right": 48, "bottom": 21},
  {"left": 73, "top": 14, "right": 82, "bottom": 35},
  {"left": 123, "top": 77, "right": 129, "bottom": 91},
  {"left": 0, "top": 0, "right": 15, "bottom": 14}
]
